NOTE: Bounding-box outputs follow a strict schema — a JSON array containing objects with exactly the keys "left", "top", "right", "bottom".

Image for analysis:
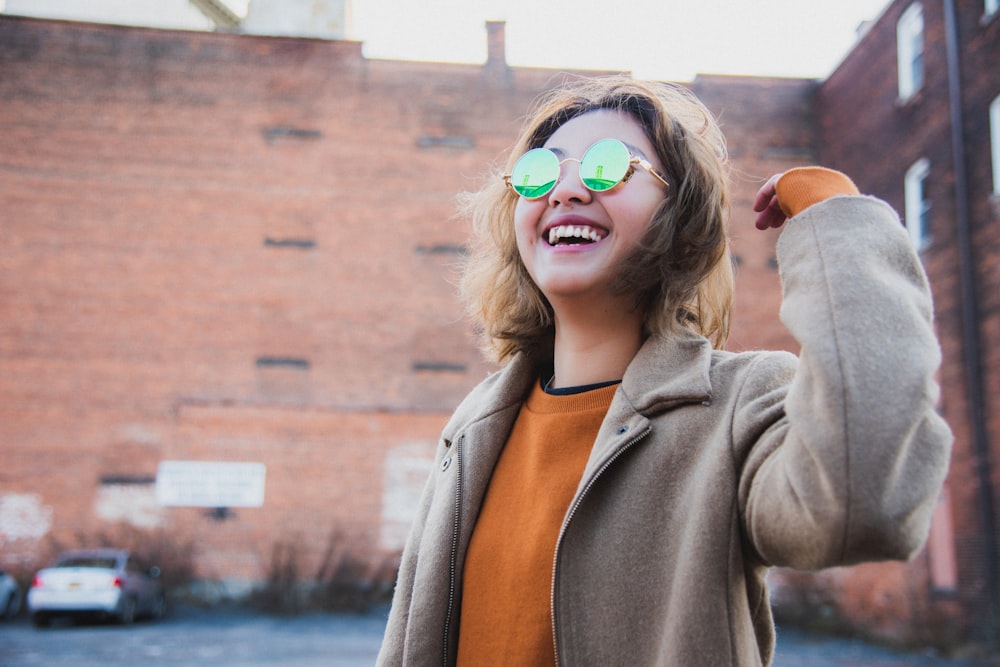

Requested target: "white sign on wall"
[{"left": 155, "top": 461, "right": 266, "bottom": 508}]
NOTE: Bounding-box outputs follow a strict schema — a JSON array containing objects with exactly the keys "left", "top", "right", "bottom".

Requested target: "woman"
[{"left": 377, "top": 76, "right": 952, "bottom": 666}]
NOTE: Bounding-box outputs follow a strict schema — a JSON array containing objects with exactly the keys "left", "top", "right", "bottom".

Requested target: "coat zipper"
[
  {"left": 442, "top": 433, "right": 464, "bottom": 667},
  {"left": 550, "top": 427, "right": 651, "bottom": 667}
]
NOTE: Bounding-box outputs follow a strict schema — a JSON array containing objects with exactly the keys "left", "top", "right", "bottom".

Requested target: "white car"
[
  {"left": 27, "top": 549, "right": 165, "bottom": 627},
  {"left": 0, "top": 569, "right": 21, "bottom": 620}
]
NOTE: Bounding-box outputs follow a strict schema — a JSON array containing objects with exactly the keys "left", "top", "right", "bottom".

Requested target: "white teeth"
[{"left": 547, "top": 225, "right": 604, "bottom": 245}]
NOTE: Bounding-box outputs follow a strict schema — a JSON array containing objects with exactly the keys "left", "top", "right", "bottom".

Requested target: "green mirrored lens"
[
  {"left": 510, "top": 148, "right": 559, "bottom": 198},
  {"left": 580, "top": 139, "right": 630, "bottom": 191}
]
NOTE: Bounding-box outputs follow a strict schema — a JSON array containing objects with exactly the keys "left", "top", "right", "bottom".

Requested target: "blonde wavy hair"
[{"left": 460, "top": 76, "right": 733, "bottom": 364}]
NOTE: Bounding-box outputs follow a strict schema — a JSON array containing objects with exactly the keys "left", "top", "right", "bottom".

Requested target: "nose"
[{"left": 547, "top": 158, "right": 592, "bottom": 206}]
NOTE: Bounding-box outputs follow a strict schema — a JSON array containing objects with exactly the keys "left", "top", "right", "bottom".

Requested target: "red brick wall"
[
  {"left": 692, "top": 74, "right": 818, "bottom": 353},
  {"left": 0, "top": 17, "right": 532, "bottom": 579},
  {"left": 0, "top": 17, "right": 810, "bottom": 590}
]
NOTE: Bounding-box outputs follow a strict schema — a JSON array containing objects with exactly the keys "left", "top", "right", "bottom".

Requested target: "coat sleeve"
[{"left": 737, "top": 195, "right": 953, "bottom": 570}]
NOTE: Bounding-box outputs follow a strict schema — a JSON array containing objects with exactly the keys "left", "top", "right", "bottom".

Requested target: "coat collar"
[
  {"left": 619, "top": 328, "right": 714, "bottom": 415},
  {"left": 443, "top": 328, "right": 714, "bottom": 439}
]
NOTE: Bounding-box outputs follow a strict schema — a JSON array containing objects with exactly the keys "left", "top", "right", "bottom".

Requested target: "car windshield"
[{"left": 56, "top": 557, "right": 117, "bottom": 569}]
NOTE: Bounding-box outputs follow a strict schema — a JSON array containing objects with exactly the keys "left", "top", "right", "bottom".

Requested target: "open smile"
[{"left": 545, "top": 223, "right": 609, "bottom": 247}]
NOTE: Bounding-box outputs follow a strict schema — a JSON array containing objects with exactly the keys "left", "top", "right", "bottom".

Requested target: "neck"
[{"left": 548, "top": 302, "right": 644, "bottom": 389}]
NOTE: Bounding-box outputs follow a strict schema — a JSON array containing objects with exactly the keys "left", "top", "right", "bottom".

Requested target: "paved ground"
[
  {"left": 0, "top": 606, "right": 384, "bottom": 667},
  {"left": 771, "top": 628, "right": 998, "bottom": 667},
  {"left": 0, "top": 604, "right": 996, "bottom": 666}
]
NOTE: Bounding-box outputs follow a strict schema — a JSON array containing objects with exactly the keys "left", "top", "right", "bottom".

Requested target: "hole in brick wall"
[
  {"left": 416, "top": 135, "right": 474, "bottom": 149},
  {"left": 412, "top": 361, "right": 467, "bottom": 373},
  {"left": 99, "top": 475, "right": 156, "bottom": 485},
  {"left": 415, "top": 244, "right": 467, "bottom": 255},
  {"left": 256, "top": 357, "right": 311, "bottom": 370},
  {"left": 264, "top": 237, "right": 316, "bottom": 250},
  {"left": 262, "top": 126, "right": 323, "bottom": 143}
]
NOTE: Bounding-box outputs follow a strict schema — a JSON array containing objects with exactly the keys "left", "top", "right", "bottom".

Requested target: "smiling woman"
[{"left": 375, "top": 74, "right": 951, "bottom": 667}]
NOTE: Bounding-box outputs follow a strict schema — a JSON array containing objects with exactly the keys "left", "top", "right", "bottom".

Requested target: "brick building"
[
  {"left": 0, "top": 0, "right": 996, "bottom": 652},
  {"left": 0, "top": 14, "right": 806, "bottom": 594}
]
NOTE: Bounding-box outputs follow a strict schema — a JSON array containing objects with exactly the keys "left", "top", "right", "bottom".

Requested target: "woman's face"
[{"left": 513, "top": 109, "right": 668, "bottom": 312}]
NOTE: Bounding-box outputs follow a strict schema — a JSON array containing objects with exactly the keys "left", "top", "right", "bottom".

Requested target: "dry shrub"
[{"left": 251, "top": 530, "right": 395, "bottom": 616}]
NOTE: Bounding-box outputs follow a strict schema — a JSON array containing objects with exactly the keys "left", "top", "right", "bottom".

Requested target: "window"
[
  {"left": 928, "top": 486, "right": 959, "bottom": 593},
  {"left": 904, "top": 158, "right": 931, "bottom": 249},
  {"left": 992, "top": 95, "right": 1000, "bottom": 196},
  {"left": 987, "top": 0, "right": 999, "bottom": 18},
  {"left": 897, "top": 3, "right": 925, "bottom": 101}
]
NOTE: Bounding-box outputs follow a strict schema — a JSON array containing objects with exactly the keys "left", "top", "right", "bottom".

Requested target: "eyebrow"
[
  {"left": 622, "top": 142, "right": 652, "bottom": 160},
  {"left": 546, "top": 141, "right": 653, "bottom": 161}
]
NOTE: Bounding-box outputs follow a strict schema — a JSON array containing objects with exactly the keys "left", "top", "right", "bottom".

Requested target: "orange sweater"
[{"left": 456, "top": 380, "right": 618, "bottom": 666}]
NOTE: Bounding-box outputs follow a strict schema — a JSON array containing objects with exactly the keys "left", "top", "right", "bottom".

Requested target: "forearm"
[{"left": 743, "top": 195, "right": 952, "bottom": 569}]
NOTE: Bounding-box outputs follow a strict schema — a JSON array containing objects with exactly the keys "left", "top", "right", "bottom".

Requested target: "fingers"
[
  {"left": 753, "top": 196, "right": 781, "bottom": 230},
  {"left": 752, "top": 175, "right": 780, "bottom": 212},
  {"left": 752, "top": 173, "right": 786, "bottom": 230}
]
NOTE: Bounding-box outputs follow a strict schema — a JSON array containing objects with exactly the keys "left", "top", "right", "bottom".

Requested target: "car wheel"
[
  {"left": 119, "top": 597, "right": 136, "bottom": 625},
  {"left": 31, "top": 613, "right": 50, "bottom": 629}
]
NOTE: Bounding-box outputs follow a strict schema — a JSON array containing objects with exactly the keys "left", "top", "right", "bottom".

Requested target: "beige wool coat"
[{"left": 377, "top": 195, "right": 953, "bottom": 666}]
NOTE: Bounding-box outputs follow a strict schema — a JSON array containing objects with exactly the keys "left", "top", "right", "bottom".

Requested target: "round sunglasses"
[{"left": 503, "top": 138, "right": 670, "bottom": 199}]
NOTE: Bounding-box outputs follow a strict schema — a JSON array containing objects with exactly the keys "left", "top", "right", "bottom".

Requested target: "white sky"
[
  {"left": 353, "top": 0, "right": 893, "bottom": 81},
  {"left": 0, "top": 0, "right": 893, "bottom": 82}
]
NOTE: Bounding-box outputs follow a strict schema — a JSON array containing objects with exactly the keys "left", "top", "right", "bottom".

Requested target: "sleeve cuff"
[{"left": 775, "top": 166, "right": 860, "bottom": 218}]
